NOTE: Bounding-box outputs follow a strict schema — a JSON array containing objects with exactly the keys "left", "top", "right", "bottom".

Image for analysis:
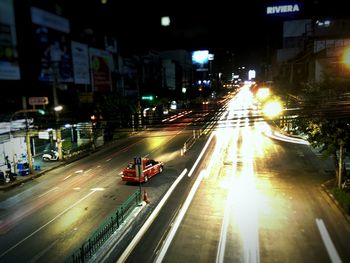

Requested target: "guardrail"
[{"left": 66, "top": 189, "right": 141, "bottom": 263}]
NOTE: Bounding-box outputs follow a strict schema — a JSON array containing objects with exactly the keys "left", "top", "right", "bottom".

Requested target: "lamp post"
[{"left": 54, "top": 105, "right": 63, "bottom": 160}]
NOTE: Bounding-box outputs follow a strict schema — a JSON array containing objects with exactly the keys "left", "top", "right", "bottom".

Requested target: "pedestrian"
[{"left": 5, "top": 156, "right": 11, "bottom": 171}]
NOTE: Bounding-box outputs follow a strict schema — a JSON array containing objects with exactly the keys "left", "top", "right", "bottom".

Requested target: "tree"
[{"left": 294, "top": 78, "right": 350, "bottom": 188}]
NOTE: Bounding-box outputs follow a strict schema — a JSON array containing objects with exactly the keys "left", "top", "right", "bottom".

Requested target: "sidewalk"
[
  {"left": 321, "top": 179, "right": 350, "bottom": 223},
  {"left": 279, "top": 125, "right": 350, "bottom": 221}
]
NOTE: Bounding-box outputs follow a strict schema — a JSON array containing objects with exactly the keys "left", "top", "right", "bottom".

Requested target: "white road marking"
[
  {"left": 117, "top": 168, "right": 188, "bottom": 263},
  {"left": 62, "top": 174, "right": 73, "bottom": 181},
  {"left": 155, "top": 169, "right": 206, "bottom": 263},
  {"left": 316, "top": 218, "right": 342, "bottom": 263},
  {"left": 38, "top": 187, "right": 59, "bottom": 198},
  {"left": 106, "top": 158, "right": 112, "bottom": 162},
  {"left": 188, "top": 132, "right": 214, "bottom": 177}
]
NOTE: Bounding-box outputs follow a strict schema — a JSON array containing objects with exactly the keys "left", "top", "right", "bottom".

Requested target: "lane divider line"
[
  {"left": 155, "top": 169, "right": 206, "bottom": 263},
  {"left": 316, "top": 218, "right": 342, "bottom": 263},
  {"left": 188, "top": 132, "right": 215, "bottom": 177},
  {"left": 117, "top": 168, "right": 188, "bottom": 263}
]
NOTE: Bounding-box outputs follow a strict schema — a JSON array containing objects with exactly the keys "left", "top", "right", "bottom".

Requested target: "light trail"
[{"left": 0, "top": 189, "right": 100, "bottom": 259}]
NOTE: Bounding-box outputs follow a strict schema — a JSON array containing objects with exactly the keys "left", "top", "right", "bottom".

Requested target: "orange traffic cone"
[{"left": 143, "top": 189, "right": 150, "bottom": 204}]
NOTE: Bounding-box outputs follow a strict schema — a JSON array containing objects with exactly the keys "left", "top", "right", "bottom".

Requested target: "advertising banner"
[
  {"left": 192, "top": 50, "right": 209, "bottom": 72},
  {"left": 0, "top": 0, "right": 20, "bottom": 80},
  {"left": 31, "top": 7, "right": 73, "bottom": 83},
  {"left": 89, "top": 48, "right": 113, "bottom": 92},
  {"left": 72, "top": 41, "right": 90, "bottom": 85}
]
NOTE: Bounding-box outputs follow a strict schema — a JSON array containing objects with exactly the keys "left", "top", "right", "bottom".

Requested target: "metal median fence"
[{"left": 66, "top": 189, "right": 141, "bottom": 263}]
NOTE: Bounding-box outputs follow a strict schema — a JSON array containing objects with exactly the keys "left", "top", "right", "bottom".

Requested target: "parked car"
[{"left": 121, "top": 158, "right": 164, "bottom": 183}]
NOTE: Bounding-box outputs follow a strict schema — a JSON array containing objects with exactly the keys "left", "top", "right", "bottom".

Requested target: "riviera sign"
[{"left": 266, "top": 4, "right": 300, "bottom": 15}]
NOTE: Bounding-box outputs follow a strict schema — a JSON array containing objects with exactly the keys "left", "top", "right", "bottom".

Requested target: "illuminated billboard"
[
  {"left": 266, "top": 1, "right": 302, "bottom": 17},
  {"left": 192, "top": 50, "right": 209, "bottom": 72}
]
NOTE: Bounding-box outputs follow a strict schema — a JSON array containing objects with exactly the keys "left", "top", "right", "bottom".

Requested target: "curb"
[
  {"left": 88, "top": 202, "right": 148, "bottom": 263},
  {"left": 320, "top": 180, "right": 350, "bottom": 224}
]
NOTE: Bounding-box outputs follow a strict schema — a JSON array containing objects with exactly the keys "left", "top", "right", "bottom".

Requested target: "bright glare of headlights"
[{"left": 262, "top": 101, "right": 283, "bottom": 117}]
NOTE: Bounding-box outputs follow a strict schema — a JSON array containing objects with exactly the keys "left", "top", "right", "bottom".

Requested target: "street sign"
[
  {"left": 134, "top": 157, "right": 142, "bottom": 165},
  {"left": 29, "top": 97, "right": 49, "bottom": 106},
  {"left": 38, "top": 131, "right": 50, "bottom": 140}
]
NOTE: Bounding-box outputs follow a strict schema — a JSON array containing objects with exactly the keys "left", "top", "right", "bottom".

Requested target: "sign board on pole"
[
  {"left": 29, "top": 97, "right": 49, "bottom": 106},
  {"left": 134, "top": 156, "right": 142, "bottom": 178},
  {"left": 134, "top": 157, "right": 142, "bottom": 165},
  {"left": 38, "top": 131, "right": 50, "bottom": 139}
]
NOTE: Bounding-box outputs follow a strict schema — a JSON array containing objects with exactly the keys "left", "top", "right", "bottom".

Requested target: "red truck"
[{"left": 121, "top": 158, "right": 164, "bottom": 183}]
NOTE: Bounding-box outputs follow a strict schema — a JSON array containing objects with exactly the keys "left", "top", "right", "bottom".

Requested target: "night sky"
[{"left": 57, "top": 0, "right": 350, "bottom": 66}]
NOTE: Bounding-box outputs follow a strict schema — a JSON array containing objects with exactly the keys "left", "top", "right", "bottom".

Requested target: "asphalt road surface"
[
  {"left": 0, "top": 104, "right": 219, "bottom": 262},
  {"left": 122, "top": 86, "right": 350, "bottom": 263}
]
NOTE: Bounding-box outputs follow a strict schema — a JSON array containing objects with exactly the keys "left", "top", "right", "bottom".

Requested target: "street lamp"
[{"left": 54, "top": 105, "right": 63, "bottom": 160}]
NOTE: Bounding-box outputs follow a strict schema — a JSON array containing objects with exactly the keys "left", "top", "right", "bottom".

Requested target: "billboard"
[
  {"left": 0, "top": 0, "right": 20, "bottom": 80},
  {"left": 266, "top": 1, "right": 302, "bottom": 17},
  {"left": 192, "top": 50, "right": 209, "bottom": 72},
  {"left": 31, "top": 7, "right": 73, "bottom": 83},
  {"left": 89, "top": 48, "right": 113, "bottom": 92},
  {"left": 71, "top": 41, "right": 90, "bottom": 85}
]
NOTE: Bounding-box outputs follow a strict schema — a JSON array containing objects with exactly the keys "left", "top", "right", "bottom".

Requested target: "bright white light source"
[
  {"left": 161, "top": 16, "right": 171, "bottom": 26},
  {"left": 248, "top": 70, "right": 256, "bottom": 80},
  {"left": 263, "top": 101, "right": 283, "bottom": 117},
  {"left": 54, "top": 105, "right": 63, "bottom": 112},
  {"left": 192, "top": 50, "right": 209, "bottom": 64}
]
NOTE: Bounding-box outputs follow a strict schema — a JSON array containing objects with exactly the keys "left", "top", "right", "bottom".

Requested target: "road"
[
  {"left": 121, "top": 86, "right": 350, "bottom": 263},
  {"left": 0, "top": 104, "right": 220, "bottom": 262}
]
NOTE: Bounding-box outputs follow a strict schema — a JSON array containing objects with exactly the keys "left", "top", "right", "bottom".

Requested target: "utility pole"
[
  {"left": 51, "top": 53, "right": 63, "bottom": 161},
  {"left": 338, "top": 141, "right": 344, "bottom": 189}
]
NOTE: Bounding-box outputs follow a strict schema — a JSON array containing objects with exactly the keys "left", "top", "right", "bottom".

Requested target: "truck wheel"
[{"left": 159, "top": 166, "right": 163, "bottom": 173}]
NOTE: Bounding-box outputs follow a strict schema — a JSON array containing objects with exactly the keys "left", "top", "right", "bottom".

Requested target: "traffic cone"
[{"left": 143, "top": 189, "right": 150, "bottom": 204}]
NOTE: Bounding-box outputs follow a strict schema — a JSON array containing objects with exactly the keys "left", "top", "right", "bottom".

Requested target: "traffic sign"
[
  {"left": 134, "top": 157, "right": 142, "bottom": 165},
  {"left": 29, "top": 97, "right": 49, "bottom": 106}
]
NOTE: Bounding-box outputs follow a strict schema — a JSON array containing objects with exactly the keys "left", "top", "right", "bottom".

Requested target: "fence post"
[
  {"left": 88, "top": 239, "right": 92, "bottom": 258},
  {"left": 116, "top": 210, "right": 120, "bottom": 228},
  {"left": 80, "top": 245, "right": 85, "bottom": 263},
  {"left": 111, "top": 216, "right": 115, "bottom": 231},
  {"left": 121, "top": 206, "right": 124, "bottom": 221}
]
